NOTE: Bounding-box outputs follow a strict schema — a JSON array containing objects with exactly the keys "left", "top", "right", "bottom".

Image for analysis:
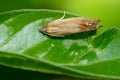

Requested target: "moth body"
[{"left": 39, "top": 17, "right": 100, "bottom": 37}]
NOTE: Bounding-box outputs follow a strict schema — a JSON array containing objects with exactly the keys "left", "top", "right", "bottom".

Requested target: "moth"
[{"left": 39, "top": 14, "right": 100, "bottom": 37}]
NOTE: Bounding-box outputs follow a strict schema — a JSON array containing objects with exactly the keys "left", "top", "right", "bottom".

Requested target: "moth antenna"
[{"left": 60, "top": 11, "right": 66, "bottom": 19}]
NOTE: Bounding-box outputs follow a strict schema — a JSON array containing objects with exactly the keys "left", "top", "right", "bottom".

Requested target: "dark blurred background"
[{"left": 0, "top": 0, "right": 120, "bottom": 79}]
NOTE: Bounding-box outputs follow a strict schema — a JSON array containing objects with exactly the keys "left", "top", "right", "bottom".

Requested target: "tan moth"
[{"left": 39, "top": 13, "right": 100, "bottom": 37}]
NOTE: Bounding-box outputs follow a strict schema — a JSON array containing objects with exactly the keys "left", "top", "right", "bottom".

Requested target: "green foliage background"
[
  {"left": 0, "top": 0, "right": 120, "bottom": 80},
  {"left": 0, "top": 0, "right": 120, "bottom": 28}
]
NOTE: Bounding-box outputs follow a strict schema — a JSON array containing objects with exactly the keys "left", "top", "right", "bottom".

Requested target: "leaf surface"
[{"left": 0, "top": 9, "right": 120, "bottom": 79}]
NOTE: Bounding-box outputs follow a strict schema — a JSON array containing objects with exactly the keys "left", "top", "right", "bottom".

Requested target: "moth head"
[{"left": 39, "top": 25, "right": 59, "bottom": 34}]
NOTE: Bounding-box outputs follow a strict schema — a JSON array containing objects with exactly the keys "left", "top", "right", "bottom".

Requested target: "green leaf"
[
  {"left": 0, "top": 9, "right": 120, "bottom": 79},
  {"left": 0, "top": 65, "right": 82, "bottom": 80}
]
